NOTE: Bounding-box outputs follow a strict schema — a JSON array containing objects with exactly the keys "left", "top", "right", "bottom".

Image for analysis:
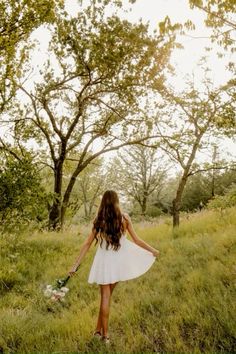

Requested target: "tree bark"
[
  {"left": 172, "top": 134, "right": 202, "bottom": 228},
  {"left": 172, "top": 174, "right": 188, "bottom": 227},
  {"left": 48, "top": 159, "right": 64, "bottom": 230},
  {"left": 140, "top": 191, "right": 148, "bottom": 215},
  {"left": 61, "top": 174, "right": 80, "bottom": 228}
]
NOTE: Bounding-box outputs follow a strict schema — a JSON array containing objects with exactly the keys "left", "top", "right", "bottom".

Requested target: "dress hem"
[{"left": 87, "top": 255, "right": 156, "bottom": 285}]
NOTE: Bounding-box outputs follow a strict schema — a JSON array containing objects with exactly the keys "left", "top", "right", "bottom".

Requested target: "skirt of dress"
[{"left": 88, "top": 234, "right": 156, "bottom": 285}]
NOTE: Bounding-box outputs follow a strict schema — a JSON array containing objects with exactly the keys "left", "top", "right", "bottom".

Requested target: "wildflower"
[{"left": 43, "top": 265, "right": 80, "bottom": 302}]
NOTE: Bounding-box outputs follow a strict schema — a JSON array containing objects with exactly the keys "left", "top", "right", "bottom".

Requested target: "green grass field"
[{"left": 0, "top": 208, "right": 236, "bottom": 353}]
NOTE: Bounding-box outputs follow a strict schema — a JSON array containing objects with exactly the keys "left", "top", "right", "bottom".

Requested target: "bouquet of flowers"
[{"left": 43, "top": 264, "right": 80, "bottom": 302}]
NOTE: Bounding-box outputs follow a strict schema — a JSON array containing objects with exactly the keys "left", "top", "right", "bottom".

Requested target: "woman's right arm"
[
  {"left": 68, "top": 227, "right": 96, "bottom": 276},
  {"left": 123, "top": 213, "right": 160, "bottom": 257}
]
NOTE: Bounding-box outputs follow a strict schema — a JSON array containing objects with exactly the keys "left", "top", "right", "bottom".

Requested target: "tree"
[
  {"left": 0, "top": 0, "right": 64, "bottom": 113},
  {"left": 207, "top": 183, "right": 236, "bottom": 213},
  {"left": 65, "top": 157, "right": 106, "bottom": 220},
  {"left": 155, "top": 74, "right": 235, "bottom": 227},
  {"left": 0, "top": 154, "right": 49, "bottom": 231},
  {"left": 189, "top": 0, "right": 236, "bottom": 53},
  {"left": 8, "top": 4, "right": 175, "bottom": 230},
  {"left": 181, "top": 163, "right": 236, "bottom": 212},
  {"left": 160, "top": 2, "right": 236, "bottom": 72},
  {"left": 107, "top": 145, "right": 168, "bottom": 215}
]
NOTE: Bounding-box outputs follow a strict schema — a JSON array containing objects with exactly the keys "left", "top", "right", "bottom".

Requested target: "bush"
[
  {"left": 207, "top": 184, "right": 236, "bottom": 211},
  {"left": 0, "top": 157, "right": 50, "bottom": 232}
]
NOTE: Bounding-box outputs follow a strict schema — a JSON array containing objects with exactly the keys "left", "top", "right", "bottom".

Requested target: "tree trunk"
[
  {"left": 48, "top": 160, "right": 63, "bottom": 230},
  {"left": 172, "top": 173, "right": 188, "bottom": 228},
  {"left": 171, "top": 133, "right": 203, "bottom": 228},
  {"left": 141, "top": 197, "right": 147, "bottom": 215},
  {"left": 61, "top": 174, "right": 79, "bottom": 228},
  {"left": 48, "top": 199, "right": 61, "bottom": 230},
  {"left": 172, "top": 198, "right": 180, "bottom": 227}
]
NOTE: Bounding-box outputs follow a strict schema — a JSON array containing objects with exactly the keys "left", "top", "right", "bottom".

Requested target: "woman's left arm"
[{"left": 68, "top": 228, "right": 96, "bottom": 276}]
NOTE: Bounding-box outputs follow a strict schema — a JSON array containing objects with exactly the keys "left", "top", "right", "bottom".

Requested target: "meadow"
[{"left": 0, "top": 208, "right": 235, "bottom": 353}]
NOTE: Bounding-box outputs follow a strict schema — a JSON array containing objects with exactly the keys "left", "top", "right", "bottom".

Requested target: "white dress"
[{"left": 88, "top": 231, "right": 156, "bottom": 285}]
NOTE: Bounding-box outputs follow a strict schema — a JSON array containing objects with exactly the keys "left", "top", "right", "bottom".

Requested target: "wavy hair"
[{"left": 93, "top": 190, "right": 125, "bottom": 251}]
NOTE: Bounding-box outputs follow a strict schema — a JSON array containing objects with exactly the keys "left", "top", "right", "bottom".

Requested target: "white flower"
[
  {"left": 60, "top": 287, "right": 69, "bottom": 293},
  {"left": 44, "top": 289, "right": 53, "bottom": 297},
  {"left": 44, "top": 282, "right": 69, "bottom": 302},
  {"left": 57, "top": 291, "right": 65, "bottom": 297},
  {"left": 50, "top": 292, "right": 65, "bottom": 301}
]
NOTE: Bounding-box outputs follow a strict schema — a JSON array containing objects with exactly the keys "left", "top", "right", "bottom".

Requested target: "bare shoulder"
[{"left": 122, "top": 212, "right": 132, "bottom": 224}]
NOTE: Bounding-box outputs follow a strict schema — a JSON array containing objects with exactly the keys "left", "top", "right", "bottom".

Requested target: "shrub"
[
  {"left": 0, "top": 157, "right": 50, "bottom": 232},
  {"left": 207, "top": 184, "right": 236, "bottom": 211}
]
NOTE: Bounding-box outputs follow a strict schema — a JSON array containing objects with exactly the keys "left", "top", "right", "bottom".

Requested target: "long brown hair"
[{"left": 93, "top": 190, "right": 125, "bottom": 251}]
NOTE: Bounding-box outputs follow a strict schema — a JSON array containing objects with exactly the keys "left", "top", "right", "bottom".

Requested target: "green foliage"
[
  {"left": 0, "top": 157, "right": 49, "bottom": 232},
  {"left": 181, "top": 173, "right": 211, "bottom": 211},
  {"left": 0, "top": 0, "right": 65, "bottom": 112},
  {"left": 207, "top": 183, "right": 236, "bottom": 211},
  {"left": 107, "top": 145, "right": 168, "bottom": 215},
  {"left": 63, "top": 156, "right": 106, "bottom": 221},
  {"left": 155, "top": 66, "right": 235, "bottom": 227},
  {"left": 214, "top": 79, "right": 236, "bottom": 135},
  {"left": 160, "top": 1, "right": 236, "bottom": 72},
  {"left": 176, "top": 166, "right": 236, "bottom": 212},
  {"left": 189, "top": 0, "right": 236, "bottom": 53},
  {"left": 0, "top": 208, "right": 235, "bottom": 352},
  {"left": 11, "top": 3, "right": 176, "bottom": 228},
  {"left": 145, "top": 205, "right": 163, "bottom": 217}
]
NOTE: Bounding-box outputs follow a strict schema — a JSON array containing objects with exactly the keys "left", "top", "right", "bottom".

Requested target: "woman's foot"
[
  {"left": 101, "top": 335, "right": 110, "bottom": 344},
  {"left": 93, "top": 330, "right": 102, "bottom": 339}
]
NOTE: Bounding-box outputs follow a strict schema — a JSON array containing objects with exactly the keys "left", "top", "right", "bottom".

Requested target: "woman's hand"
[
  {"left": 68, "top": 265, "right": 78, "bottom": 277},
  {"left": 152, "top": 249, "right": 160, "bottom": 257}
]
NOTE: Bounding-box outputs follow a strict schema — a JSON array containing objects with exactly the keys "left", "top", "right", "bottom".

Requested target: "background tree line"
[{"left": 0, "top": 0, "right": 235, "bottom": 232}]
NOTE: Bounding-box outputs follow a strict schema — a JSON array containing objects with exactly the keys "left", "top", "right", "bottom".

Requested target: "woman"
[{"left": 68, "top": 190, "right": 160, "bottom": 344}]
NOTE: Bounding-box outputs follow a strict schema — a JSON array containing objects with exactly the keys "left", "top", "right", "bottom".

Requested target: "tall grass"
[{"left": 0, "top": 208, "right": 235, "bottom": 353}]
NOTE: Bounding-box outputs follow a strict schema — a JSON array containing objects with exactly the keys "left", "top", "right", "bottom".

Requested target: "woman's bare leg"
[
  {"left": 95, "top": 286, "right": 103, "bottom": 333},
  {"left": 100, "top": 284, "right": 112, "bottom": 337},
  {"left": 95, "top": 282, "right": 119, "bottom": 335},
  {"left": 110, "top": 281, "right": 118, "bottom": 295}
]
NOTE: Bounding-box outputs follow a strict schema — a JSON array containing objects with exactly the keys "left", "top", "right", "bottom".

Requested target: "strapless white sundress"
[{"left": 88, "top": 231, "right": 156, "bottom": 285}]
